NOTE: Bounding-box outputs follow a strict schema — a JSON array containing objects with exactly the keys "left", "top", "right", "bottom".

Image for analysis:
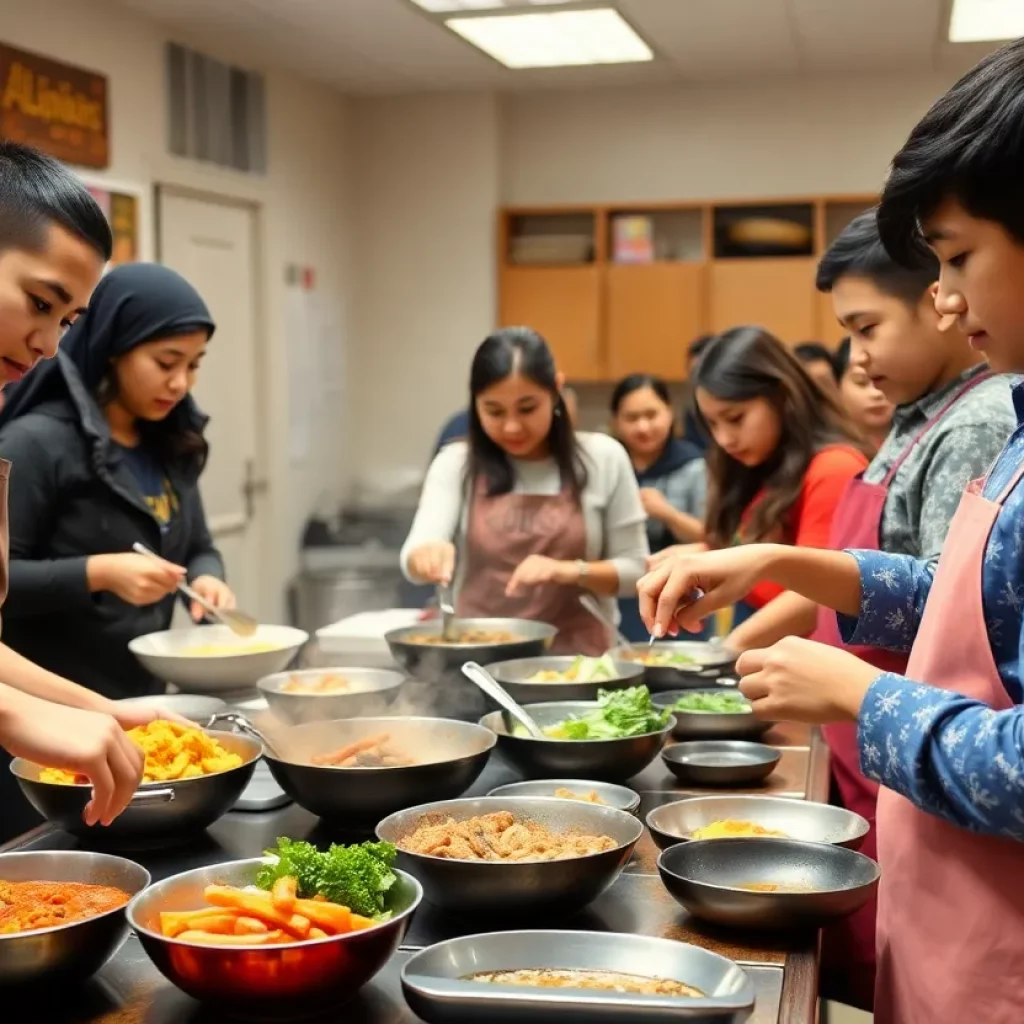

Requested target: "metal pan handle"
[
  {"left": 207, "top": 710, "right": 276, "bottom": 758},
  {"left": 129, "top": 787, "right": 175, "bottom": 805}
]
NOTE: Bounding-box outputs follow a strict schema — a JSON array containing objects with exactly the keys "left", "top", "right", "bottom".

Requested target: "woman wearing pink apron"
[
  {"left": 812, "top": 372, "right": 991, "bottom": 1009},
  {"left": 401, "top": 327, "right": 648, "bottom": 654}
]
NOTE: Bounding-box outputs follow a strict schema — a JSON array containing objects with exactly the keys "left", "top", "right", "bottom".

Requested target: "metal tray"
[{"left": 401, "top": 930, "right": 754, "bottom": 1023}]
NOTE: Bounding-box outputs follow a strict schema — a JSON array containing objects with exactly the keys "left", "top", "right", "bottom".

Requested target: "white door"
[{"left": 157, "top": 190, "right": 267, "bottom": 620}]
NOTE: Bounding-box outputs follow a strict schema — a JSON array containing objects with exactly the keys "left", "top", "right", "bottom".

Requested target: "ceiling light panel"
[
  {"left": 409, "top": 0, "right": 575, "bottom": 11},
  {"left": 446, "top": 8, "right": 654, "bottom": 68},
  {"left": 949, "top": 0, "right": 1024, "bottom": 42}
]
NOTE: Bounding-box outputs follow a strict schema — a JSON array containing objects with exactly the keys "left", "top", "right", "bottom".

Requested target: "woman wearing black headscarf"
[{"left": 0, "top": 262, "right": 235, "bottom": 701}]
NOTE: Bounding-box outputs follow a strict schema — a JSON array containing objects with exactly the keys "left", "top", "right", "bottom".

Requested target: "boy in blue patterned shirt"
[{"left": 638, "top": 38, "right": 1024, "bottom": 1024}]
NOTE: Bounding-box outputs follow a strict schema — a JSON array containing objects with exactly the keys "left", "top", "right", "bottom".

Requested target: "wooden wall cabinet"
[{"left": 497, "top": 194, "right": 875, "bottom": 382}]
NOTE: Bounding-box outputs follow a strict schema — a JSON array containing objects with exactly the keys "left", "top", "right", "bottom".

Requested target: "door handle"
[{"left": 241, "top": 459, "right": 269, "bottom": 521}]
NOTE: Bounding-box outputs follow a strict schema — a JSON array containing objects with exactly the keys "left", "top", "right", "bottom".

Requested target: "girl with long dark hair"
[
  {"left": 609, "top": 373, "right": 708, "bottom": 641},
  {"left": 402, "top": 327, "right": 647, "bottom": 653},
  {"left": 0, "top": 263, "right": 235, "bottom": 701},
  {"left": 652, "top": 326, "right": 867, "bottom": 647}
]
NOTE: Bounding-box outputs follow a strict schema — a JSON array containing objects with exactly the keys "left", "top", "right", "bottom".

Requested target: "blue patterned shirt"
[{"left": 837, "top": 377, "right": 1024, "bottom": 839}]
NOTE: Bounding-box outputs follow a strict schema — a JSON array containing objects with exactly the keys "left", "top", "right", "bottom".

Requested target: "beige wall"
[
  {"left": 348, "top": 70, "right": 962, "bottom": 478},
  {"left": 2, "top": 0, "right": 354, "bottom": 621}
]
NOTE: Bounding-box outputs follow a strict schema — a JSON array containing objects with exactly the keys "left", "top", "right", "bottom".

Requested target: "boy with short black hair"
[
  {"left": 0, "top": 141, "right": 161, "bottom": 836},
  {"left": 639, "top": 38, "right": 1024, "bottom": 1024}
]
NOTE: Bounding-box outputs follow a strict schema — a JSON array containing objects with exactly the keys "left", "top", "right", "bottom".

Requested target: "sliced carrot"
[
  {"left": 349, "top": 913, "right": 377, "bottom": 931},
  {"left": 234, "top": 916, "right": 270, "bottom": 935},
  {"left": 294, "top": 898, "right": 352, "bottom": 933},
  {"left": 309, "top": 927, "right": 328, "bottom": 940},
  {"left": 271, "top": 875, "right": 297, "bottom": 914},
  {"left": 203, "top": 886, "right": 310, "bottom": 938},
  {"left": 160, "top": 907, "right": 239, "bottom": 937},
  {"left": 177, "top": 929, "right": 277, "bottom": 946}
]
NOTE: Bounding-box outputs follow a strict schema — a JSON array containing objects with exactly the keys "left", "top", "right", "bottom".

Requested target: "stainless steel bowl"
[
  {"left": 487, "top": 779, "right": 641, "bottom": 815},
  {"left": 262, "top": 717, "right": 496, "bottom": 825},
  {"left": 386, "top": 618, "right": 558, "bottom": 681},
  {"left": 482, "top": 655, "right": 644, "bottom": 705},
  {"left": 646, "top": 796, "right": 870, "bottom": 852},
  {"left": 11, "top": 730, "right": 262, "bottom": 843},
  {"left": 376, "top": 796, "right": 642, "bottom": 917},
  {"left": 129, "top": 624, "right": 309, "bottom": 694},
  {"left": 0, "top": 850, "right": 151, "bottom": 988},
  {"left": 652, "top": 691, "right": 773, "bottom": 741},
  {"left": 402, "top": 930, "right": 756, "bottom": 1023},
  {"left": 658, "top": 838, "right": 880, "bottom": 930},
  {"left": 608, "top": 642, "right": 737, "bottom": 690},
  {"left": 128, "top": 857, "right": 422, "bottom": 1020},
  {"left": 661, "top": 742, "right": 781, "bottom": 787},
  {"left": 117, "top": 693, "right": 227, "bottom": 722},
  {"left": 480, "top": 701, "right": 674, "bottom": 783},
  {"left": 256, "top": 667, "right": 405, "bottom": 724}
]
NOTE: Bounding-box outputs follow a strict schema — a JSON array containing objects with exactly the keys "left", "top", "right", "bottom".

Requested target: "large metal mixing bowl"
[
  {"left": 386, "top": 618, "right": 558, "bottom": 681},
  {"left": 128, "top": 857, "right": 422, "bottom": 1020},
  {"left": 11, "top": 730, "right": 261, "bottom": 843},
  {"left": 646, "top": 795, "right": 870, "bottom": 852},
  {"left": 402, "top": 930, "right": 756, "bottom": 1023},
  {"left": 652, "top": 691, "right": 773, "bottom": 741},
  {"left": 658, "top": 838, "right": 880, "bottom": 930},
  {"left": 0, "top": 850, "right": 151, "bottom": 989},
  {"left": 482, "top": 655, "right": 644, "bottom": 705},
  {"left": 257, "top": 667, "right": 405, "bottom": 724},
  {"left": 377, "top": 796, "right": 642, "bottom": 917},
  {"left": 487, "top": 779, "right": 641, "bottom": 815},
  {"left": 608, "top": 642, "right": 737, "bottom": 691},
  {"left": 480, "top": 701, "right": 673, "bottom": 782},
  {"left": 262, "top": 717, "right": 496, "bottom": 825},
  {"left": 129, "top": 624, "right": 308, "bottom": 694}
]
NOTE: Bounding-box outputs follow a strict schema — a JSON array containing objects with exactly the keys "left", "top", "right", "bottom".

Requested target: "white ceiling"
[{"left": 116, "top": 0, "right": 999, "bottom": 95}]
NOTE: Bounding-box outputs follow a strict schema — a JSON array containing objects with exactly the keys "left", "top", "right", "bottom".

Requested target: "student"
[
  {"left": 794, "top": 341, "right": 840, "bottom": 395},
  {"left": 832, "top": 336, "right": 893, "bottom": 452},
  {"left": 403, "top": 327, "right": 646, "bottom": 654},
  {"left": 638, "top": 39, "right": 1024, "bottom": 1024},
  {"left": 802, "top": 211, "right": 1014, "bottom": 1009},
  {"left": 662, "top": 327, "right": 866, "bottom": 639},
  {"left": 609, "top": 373, "right": 709, "bottom": 641},
  {"left": 0, "top": 142, "right": 179, "bottom": 838},
  {"left": 0, "top": 263, "right": 236, "bottom": 702}
]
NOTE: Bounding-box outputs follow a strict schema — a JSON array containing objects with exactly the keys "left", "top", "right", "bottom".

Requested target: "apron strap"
[
  {"left": 993, "top": 456, "right": 1024, "bottom": 505},
  {"left": 881, "top": 371, "right": 993, "bottom": 486}
]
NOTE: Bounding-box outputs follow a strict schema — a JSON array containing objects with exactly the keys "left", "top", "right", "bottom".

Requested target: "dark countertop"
[{"left": 2, "top": 721, "right": 828, "bottom": 1024}]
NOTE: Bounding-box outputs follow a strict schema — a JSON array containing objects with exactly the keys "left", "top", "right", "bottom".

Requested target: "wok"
[
  {"left": 658, "top": 838, "right": 880, "bottom": 930},
  {"left": 10, "top": 730, "right": 261, "bottom": 844},
  {"left": 608, "top": 642, "right": 737, "bottom": 691},
  {"left": 652, "top": 690, "right": 773, "bottom": 741},
  {"left": 260, "top": 716, "right": 496, "bottom": 825}
]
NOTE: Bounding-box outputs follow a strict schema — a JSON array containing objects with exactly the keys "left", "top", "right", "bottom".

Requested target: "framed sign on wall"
[
  {"left": 0, "top": 42, "right": 109, "bottom": 169},
  {"left": 76, "top": 177, "right": 151, "bottom": 266}
]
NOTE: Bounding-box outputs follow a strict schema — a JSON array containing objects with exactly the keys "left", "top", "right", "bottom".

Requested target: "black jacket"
[{"left": 0, "top": 369, "right": 223, "bottom": 699}]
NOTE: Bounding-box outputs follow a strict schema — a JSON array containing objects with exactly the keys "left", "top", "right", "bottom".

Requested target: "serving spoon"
[
  {"left": 461, "top": 661, "right": 546, "bottom": 739},
  {"left": 133, "top": 542, "right": 258, "bottom": 638}
]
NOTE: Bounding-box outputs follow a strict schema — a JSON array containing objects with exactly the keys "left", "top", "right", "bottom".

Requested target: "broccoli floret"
[{"left": 256, "top": 838, "right": 398, "bottom": 919}]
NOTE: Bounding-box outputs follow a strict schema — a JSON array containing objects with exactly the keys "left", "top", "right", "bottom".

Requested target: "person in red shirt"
[{"left": 652, "top": 326, "right": 867, "bottom": 640}]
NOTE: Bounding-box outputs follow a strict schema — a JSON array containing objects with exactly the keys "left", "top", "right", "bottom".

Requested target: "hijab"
[{"left": 0, "top": 263, "right": 216, "bottom": 464}]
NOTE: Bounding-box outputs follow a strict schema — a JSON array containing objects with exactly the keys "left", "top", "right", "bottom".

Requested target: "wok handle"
[
  {"left": 207, "top": 711, "right": 273, "bottom": 757},
  {"left": 130, "top": 787, "right": 175, "bottom": 805}
]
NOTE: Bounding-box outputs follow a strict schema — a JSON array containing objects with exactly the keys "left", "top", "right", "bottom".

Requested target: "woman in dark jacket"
[{"left": 0, "top": 262, "right": 235, "bottom": 700}]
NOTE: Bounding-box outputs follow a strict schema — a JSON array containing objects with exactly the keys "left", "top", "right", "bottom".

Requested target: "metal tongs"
[{"left": 133, "top": 542, "right": 258, "bottom": 637}]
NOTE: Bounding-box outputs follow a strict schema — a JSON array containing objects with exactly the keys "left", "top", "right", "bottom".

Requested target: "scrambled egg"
[
  {"left": 40, "top": 720, "right": 243, "bottom": 785},
  {"left": 181, "top": 641, "right": 280, "bottom": 657},
  {"left": 690, "top": 819, "right": 788, "bottom": 840}
]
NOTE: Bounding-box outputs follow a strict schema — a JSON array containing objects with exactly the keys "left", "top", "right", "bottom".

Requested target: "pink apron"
[
  {"left": 874, "top": 458, "right": 1024, "bottom": 1024},
  {"left": 811, "top": 373, "right": 990, "bottom": 1008},
  {"left": 457, "top": 481, "right": 607, "bottom": 655}
]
